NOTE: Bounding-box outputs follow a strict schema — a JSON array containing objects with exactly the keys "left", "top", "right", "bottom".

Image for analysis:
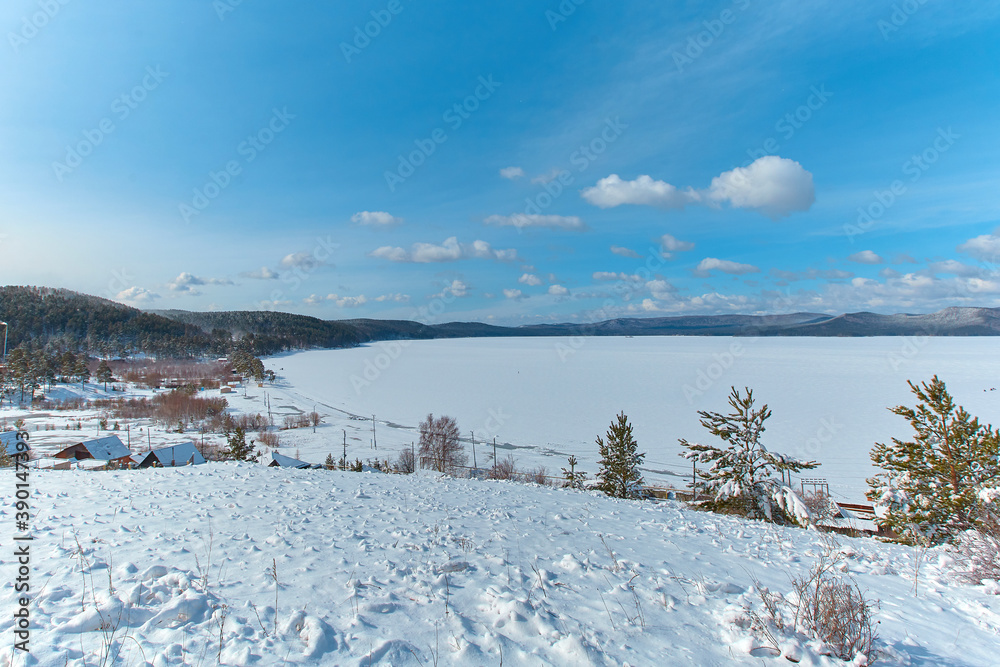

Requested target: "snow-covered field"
[
  {"left": 4, "top": 463, "right": 1000, "bottom": 666},
  {"left": 272, "top": 336, "right": 1000, "bottom": 502}
]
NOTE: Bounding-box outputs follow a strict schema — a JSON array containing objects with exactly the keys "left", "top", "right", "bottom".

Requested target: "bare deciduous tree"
[{"left": 418, "top": 414, "right": 466, "bottom": 474}]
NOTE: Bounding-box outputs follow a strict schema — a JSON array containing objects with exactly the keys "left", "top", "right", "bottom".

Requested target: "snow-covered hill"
[{"left": 3, "top": 464, "right": 998, "bottom": 666}]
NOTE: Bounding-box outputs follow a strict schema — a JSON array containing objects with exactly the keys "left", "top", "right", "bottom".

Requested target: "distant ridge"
[{"left": 3, "top": 285, "right": 1000, "bottom": 357}]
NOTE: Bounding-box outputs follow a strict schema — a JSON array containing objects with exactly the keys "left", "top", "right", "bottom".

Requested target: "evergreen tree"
[
  {"left": 679, "top": 387, "right": 817, "bottom": 524},
  {"left": 324, "top": 453, "right": 335, "bottom": 470},
  {"left": 60, "top": 351, "right": 76, "bottom": 383},
  {"left": 223, "top": 426, "right": 260, "bottom": 462},
  {"left": 561, "top": 455, "right": 587, "bottom": 489},
  {"left": 74, "top": 356, "right": 90, "bottom": 389},
  {"left": 596, "top": 412, "right": 645, "bottom": 499},
  {"left": 96, "top": 360, "right": 113, "bottom": 391},
  {"left": 868, "top": 375, "right": 1000, "bottom": 544},
  {"left": 7, "top": 348, "right": 28, "bottom": 401}
]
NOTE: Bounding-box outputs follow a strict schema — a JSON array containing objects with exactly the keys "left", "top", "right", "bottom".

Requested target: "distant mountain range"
[{"left": 3, "top": 286, "right": 1000, "bottom": 357}]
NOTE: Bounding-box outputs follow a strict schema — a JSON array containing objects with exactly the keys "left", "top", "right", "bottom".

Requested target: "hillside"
[
  {"left": 4, "top": 286, "right": 1000, "bottom": 359},
  {"left": 3, "top": 463, "right": 995, "bottom": 665}
]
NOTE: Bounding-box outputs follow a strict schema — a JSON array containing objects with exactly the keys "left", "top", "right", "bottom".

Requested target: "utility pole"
[
  {"left": 692, "top": 460, "right": 697, "bottom": 501},
  {"left": 0, "top": 321, "right": 7, "bottom": 363},
  {"left": 371, "top": 415, "right": 377, "bottom": 449},
  {"left": 147, "top": 428, "right": 151, "bottom": 452},
  {"left": 342, "top": 429, "right": 347, "bottom": 468},
  {"left": 492, "top": 437, "right": 497, "bottom": 468},
  {"left": 471, "top": 431, "right": 477, "bottom": 470}
]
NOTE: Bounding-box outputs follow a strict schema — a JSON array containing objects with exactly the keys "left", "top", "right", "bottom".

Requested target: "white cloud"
[
  {"left": 243, "top": 266, "right": 278, "bottom": 280},
  {"left": 582, "top": 174, "right": 697, "bottom": 209},
  {"left": 503, "top": 288, "right": 524, "bottom": 300},
  {"left": 280, "top": 251, "right": 320, "bottom": 270},
  {"left": 374, "top": 293, "right": 410, "bottom": 303},
  {"left": 352, "top": 210, "right": 402, "bottom": 227},
  {"left": 694, "top": 258, "right": 760, "bottom": 276},
  {"left": 499, "top": 166, "right": 525, "bottom": 180},
  {"left": 431, "top": 279, "right": 469, "bottom": 299},
  {"left": 660, "top": 233, "right": 695, "bottom": 258},
  {"left": 167, "top": 272, "right": 233, "bottom": 293},
  {"left": 610, "top": 245, "right": 641, "bottom": 258},
  {"left": 847, "top": 250, "right": 883, "bottom": 265},
  {"left": 484, "top": 214, "right": 586, "bottom": 231},
  {"left": 958, "top": 233, "right": 1000, "bottom": 262},
  {"left": 548, "top": 285, "right": 569, "bottom": 296},
  {"left": 116, "top": 286, "right": 159, "bottom": 303},
  {"left": 927, "top": 260, "right": 985, "bottom": 277},
  {"left": 593, "top": 271, "right": 642, "bottom": 282},
  {"left": 705, "top": 156, "right": 815, "bottom": 219},
  {"left": 646, "top": 279, "right": 677, "bottom": 297},
  {"left": 581, "top": 156, "right": 815, "bottom": 219},
  {"left": 305, "top": 293, "right": 368, "bottom": 307},
  {"left": 518, "top": 273, "right": 543, "bottom": 286},
  {"left": 369, "top": 237, "right": 518, "bottom": 264}
]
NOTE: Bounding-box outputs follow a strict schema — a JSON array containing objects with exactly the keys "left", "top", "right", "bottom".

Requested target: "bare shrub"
[
  {"left": 802, "top": 490, "right": 838, "bottom": 521},
  {"left": 954, "top": 507, "right": 1000, "bottom": 585},
  {"left": 528, "top": 466, "right": 548, "bottom": 486},
  {"left": 740, "top": 539, "right": 879, "bottom": 663},
  {"left": 487, "top": 454, "right": 517, "bottom": 481},
  {"left": 418, "top": 414, "right": 466, "bottom": 474},
  {"left": 283, "top": 415, "right": 298, "bottom": 430},
  {"left": 256, "top": 430, "right": 280, "bottom": 450},
  {"left": 396, "top": 448, "right": 415, "bottom": 474}
]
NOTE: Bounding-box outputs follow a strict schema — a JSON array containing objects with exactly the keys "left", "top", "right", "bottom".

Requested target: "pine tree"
[
  {"left": 596, "top": 412, "right": 645, "bottom": 498},
  {"left": 868, "top": 375, "right": 1000, "bottom": 544},
  {"left": 561, "top": 455, "right": 587, "bottom": 489},
  {"left": 74, "top": 356, "right": 90, "bottom": 389},
  {"left": 224, "top": 426, "right": 260, "bottom": 462},
  {"left": 324, "top": 453, "right": 335, "bottom": 470},
  {"left": 96, "top": 360, "right": 113, "bottom": 391},
  {"left": 679, "top": 387, "right": 817, "bottom": 524}
]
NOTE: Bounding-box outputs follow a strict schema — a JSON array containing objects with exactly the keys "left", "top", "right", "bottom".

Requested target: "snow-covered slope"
[{"left": 3, "top": 464, "right": 998, "bottom": 666}]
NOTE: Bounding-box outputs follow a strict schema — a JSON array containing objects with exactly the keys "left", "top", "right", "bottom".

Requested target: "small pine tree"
[
  {"left": 561, "top": 455, "right": 587, "bottom": 489},
  {"left": 96, "top": 360, "right": 113, "bottom": 391},
  {"left": 868, "top": 375, "right": 1000, "bottom": 544},
  {"left": 679, "top": 386, "right": 817, "bottom": 524},
  {"left": 324, "top": 453, "right": 335, "bottom": 470},
  {"left": 596, "top": 412, "right": 645, "bottom": 498},
  {"left": 74, "top": 356, "right": 90, "bottom": 389},
  {"left": 224, "top": 426, "right": 260, "bottom": 462}
]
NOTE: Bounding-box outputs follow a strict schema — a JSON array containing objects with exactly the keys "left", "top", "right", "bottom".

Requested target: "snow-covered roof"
[
  {"left": 73, "top": 435, "right": 132, "bottom": 460},
  {"left": 268, "top": 452, "right": 312, "bottom": 469},
  {"left": 1, "top": 431, "right": 19, "bottom": 456},
  {"left": 138, "top": 442, "right": 206, "bottom": 468}
]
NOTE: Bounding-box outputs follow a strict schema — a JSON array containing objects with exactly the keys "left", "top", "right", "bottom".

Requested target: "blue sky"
[{"left": 2, "top": 0, "right": 1000, "bottom": 324}]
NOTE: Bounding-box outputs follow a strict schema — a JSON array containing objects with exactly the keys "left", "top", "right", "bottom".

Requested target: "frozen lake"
[{"left": 272, "top": 336, "right": 1000, "bottom": 502}]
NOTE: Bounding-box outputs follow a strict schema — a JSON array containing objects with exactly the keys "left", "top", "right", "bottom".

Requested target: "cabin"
[
  {"left": 136, "top": 442, "right": 206, "bottom": 468},
  {"left": 267, "top": 452, "right": 315, "bottom": 469},
  {"left": 54, "top": 435, "right": 132, "bottom": 466}
]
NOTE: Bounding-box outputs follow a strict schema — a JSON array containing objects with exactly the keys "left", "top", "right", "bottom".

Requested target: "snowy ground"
[
  {"left": 3, "top": 464, "right": 999, "bottom": 666},
  {"left": 268, "top": 336, "right": 1000, "bottom": 502}
]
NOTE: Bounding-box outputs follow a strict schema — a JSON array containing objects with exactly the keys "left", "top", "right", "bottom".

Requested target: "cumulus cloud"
[
  {"left": 593, "top": 271, "right": 642, "bottom": 282},
  {"left": 531, "top": 169, "right": 563, "bottom": 185},
  {"left": 431, "top": 279, "right": 469, "bottom": 299},
  {"left": 166, "top": 272, "right": 233, "bottom": 293},
  {"left": 484, "top": 214, "right": 586, "bottom": 231},
  {"left": 610, "top": 245, "right": 641, "bottom": 259},
  {"left": 518, "top": 273, "right": 543, "bottom": 286},
  {"left": 116, "top": 286, "right": 159, "bottom": 303},
  {"left": 646, "top": 279, "right": 677, "bottom": 297},
  {"left": 243, "top": 266, "right": 279, "bottom": 280},
  {"left": 352, "top": 210, "right": 402, "bottom": 227},
  {"left": 369, "top": 237, "right": 517, "bottom": 263},
  {"left": 770, "top": 268, "right": 854, "bottom": 282},
  {"left": 958, "top": 233, "right": 1000, "bottom": 262},
  {"left": 499, "top": 166, "right": 525, "bottom": 180},
  {"left": 548, "top": 285, "right": 570, "bottom": 297},
  {"left": 304, "top": 293, "right": 368, "bottom": 308},
  {"left": 374, "top": 293, "right": 410, "bottom": 303},
  {"left": 847, "top": 250, "right": 883, "bottom": 265},
  {"left": 280, "top": 251, "right": 321, "bottom": 270},
  {"left": 927, "top": 260, "right": 986, "bottom": 277},
  {"left": 694, "top": 258, "right": 760, "bottom": 277},
  {"left": 503, "top": 288, "right": 524, "bottom": 300},
  {"left": 581, "top": 156, "right": 815, "bottom": 219},
  {"left": 660, "top": 233, "right": 695, "bottom": 258}
]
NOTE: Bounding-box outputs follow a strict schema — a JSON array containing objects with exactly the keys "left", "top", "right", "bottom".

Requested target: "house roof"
[
  {"left": 268, "top": 452, "right": 312, "bottom": 469},
  {"left": 1, "top": 431, "right": 19, "bottom": 456},
  {"left": 69, "top": 435, "right": 132, "bottom": 460},
  {"left": 139, "top": 442, "right": 206, "bottom": 467}
]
